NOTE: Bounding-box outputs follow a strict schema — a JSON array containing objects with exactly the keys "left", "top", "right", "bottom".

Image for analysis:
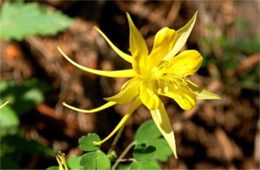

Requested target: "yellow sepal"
[
  {"left": 62, "top": 101, "right": 116, "bottom": 113},
  {"left": 93, "top": 99, "right": 141, "bottom": 145},
  {"left": 94, "top": 27, "right": 133, "bottom": 63},
  {"left": 58, "top": 47, "right": 135, "bottom": 78},
  {"left": 150, "top": 101, "right": 177, "bottom": 158},
  {"left": 104, "top": 78, "right": 139, "bottom": 104},
  {"left": 164, "top": 11, "right": 198, "bottom": 60},
  {"left": 187, "top": 80, "right": 222, "bottom": 100}
]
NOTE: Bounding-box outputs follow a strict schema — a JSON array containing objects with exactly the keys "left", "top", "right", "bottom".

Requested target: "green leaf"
[
  {"left": 0, "top": 103, "right": 19, "bottom": 128},
  {"left": 134, "top": 120, "right": 173, "bottom": 162},
  {"left": 80, "top": 150, "right": 111, "bottom": 169},
  {"left": 133, "top": 143, "right": 156, "bottom": 161},
  {"left": 144, "top": 139, "right": 172, "bottom": 162},
  {"left": 0, "top": 1, "right": 73, "bottom": 41},
  {"left": 0, "top": 79, "right": 50, "bottom": 115},
  {"left": 129, "top": 160, "right": 161, "bottom": 170},
  {"left": 46, "top": 166, "right": 59, "bottom": 170},
  {"left": 68, "top": 156, "right": 81, "bottom": 170},
  {"left": 234, "top": 18, "right": 250, "bottom": 31},
  {"left": 135, "top": 120, "right": 161, "bottom": 143},
  {"left": 0, "top": 156, "right": 20, "bottom": 169},
  {"left": 79, "top": 133, "right": 101, "bottom": 152}
]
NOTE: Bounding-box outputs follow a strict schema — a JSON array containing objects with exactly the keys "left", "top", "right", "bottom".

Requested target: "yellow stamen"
[{"left": 56, "top": 151, "right": 68, "bottom": 170}]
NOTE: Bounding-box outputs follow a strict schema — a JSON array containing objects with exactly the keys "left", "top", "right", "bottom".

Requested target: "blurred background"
[{"left": 0, "top": 0, "right": 259, "bottom": 169}]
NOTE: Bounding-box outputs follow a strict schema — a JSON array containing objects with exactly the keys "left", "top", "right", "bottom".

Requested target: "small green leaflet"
[
  {"left": 68, "top": 156, "right": 81, "bottom": 170},
  {"left": 133, "top": 120, "right": 172, "bottom": 163},
  {"left": 80, "top": 150, "right": 111, "bottom": 169},
  {"left": 0, "top": 1, "right": 73, "bottom": 41},
  {"left": 79, "top": 133, "right": 101, "bottom": 152},
  {"left": 129, "top": 160, "right": 161, "bottom": 170},
  {"left": 0, "top": 102, "right": 19, "bottom": 128},
  {"left": 134, "top": 119, "right": 161, "bottom": 143},
  {"left": 133, "top": 143, "right": 156, "bottom": 161}
]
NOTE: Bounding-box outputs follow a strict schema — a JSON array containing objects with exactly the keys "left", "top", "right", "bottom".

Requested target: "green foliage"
[
  {"left": 133, "top": 143, "right": 156, "bottom": 161},
  {"left": 0, "top": 101, "right": 19, "bottom": 128},
  {"left": 145, "top": 139, "right": 172, "bottom": 162},
  {"left": 0, "top": 1, "right": 74, "bottom": 41},
  {"left": 199, "top": 18, "right": 259, "bottom": 91},
  {"left": 68, "top": 156, "right": 81, "bottom": 170},
  {"left": 135, "top": 119, "right": 161, "bottom": 142},
  {"left": 0, "top": 134, "right": 55, "bottom": 169},
  {"left": 79, "top": 133, "right": 101, "bottom": 152},
  {"left": 47, "top": 133, "right": 111, "bottom": 169},
  {"left": 0, "top": 156, "right": 20, "bottom": 169},
  {"left": 0, "top": 79, "right": 50, "bottom": 115},
  {"left": 47, "top": 120, "right": 172, "bottom": 169},
  {"left": 0, "top": 79, "right": 52, "bottom": 168},
  {"left": 80, "top": 150, "right": 111, "bottom": 169},
  {"left": 129, "top": 160, "right": 161, "bottom": 170},
  {"left": 234, "top": 18, "right": 250, "bottom": 31},
  {"left": 133, "top": 120, "right": 172, "bottom": 162},
  {"left": 78, "top": 134, "right": 110, "bottom": 169}
]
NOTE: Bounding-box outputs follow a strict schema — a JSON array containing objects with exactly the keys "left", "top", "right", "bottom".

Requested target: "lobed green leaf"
[
  {"left": 133, "top": 143, "right": 156, "bottom": 161},
  {"left": 0, "top": 1, "right": 73, "bottom": 41},
  {"left": 129, "top": 160, "right": 161, "bottom": 170},
  {"left": 0, "top": 103, "right": 19, "bottom": 128},
  {"left": 134, "top": 120, "right": 161, "bottom": 143},
  {"left": 80, "top": 150, "right": 111, "bottom": 169},
  {"left": 68, "top": 156, "right": 81, "bottom": 170},
  {"left": 79, "top": 133, "right": 101, "bottom": 152}
]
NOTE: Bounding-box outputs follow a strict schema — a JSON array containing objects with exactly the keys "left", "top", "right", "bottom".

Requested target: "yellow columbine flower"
[{"left": 58, "top": 11, "right": 221, "bottom": 158}]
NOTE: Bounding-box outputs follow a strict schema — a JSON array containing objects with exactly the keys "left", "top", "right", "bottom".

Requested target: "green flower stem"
[
  {"left": 112, "top": 141, "right": 136, "bottom": 170},
  {"left": 108, "top": 123, "right": 126, "bottom": 155}
]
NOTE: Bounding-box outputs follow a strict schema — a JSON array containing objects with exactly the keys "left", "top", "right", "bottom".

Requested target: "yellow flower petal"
[
  {"left": 126, "top": 13, "right": 148, "bottom": 74},
  {"left": 187, "top": 81, "right": 222, "bottom": 100},
  {"left": 140, "top": 81, "right": 160, "bottom": 110},
  {"left": 94, "top": 99, "right": 142, "bottom": 145},
  {"left": 104, "top": 78, "right": 139, "bottom": 104},
  {"left": 167, "top": 50, "right": 203, "bottom": 76},
  {"left": 126, "top": 13, "right": 148, "bottom": 58},
  {"left": 158, "top": 81, "right": 196, "bottom": 110},
  {"left": 150, "top": 101, "right": 177, "bottom": 158},
  {"left": 62, "top": 101, "right": 116, "bottom": 113},
  {"left": 94, "top": 27, "right": 133, "bottom": 63},
  {"left": 58, "top": 47, "right": 135, "bottom": 78},
  {"left": 148, "top": 27, "right": 177, "bottom": 68},
  {"left": 164, "top": 11, "right": 198, "bottom": 60}
]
